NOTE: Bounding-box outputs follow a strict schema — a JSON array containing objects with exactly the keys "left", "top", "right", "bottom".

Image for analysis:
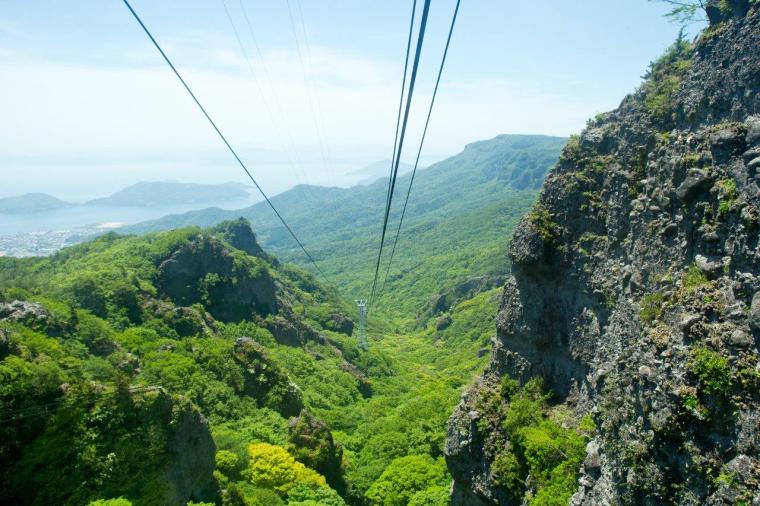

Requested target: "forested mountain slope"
[
  {"left": 446, "top": 3, "right": 760, "bottom": 504},
  {"left": 0, "top": 220, "right": 362, "bottom": 504},
  {"left": 0, "top": 217, "right": 501, "bottom": 505},
  {"left": 125, "top": 135, "right": 566, "bottom": 317}
]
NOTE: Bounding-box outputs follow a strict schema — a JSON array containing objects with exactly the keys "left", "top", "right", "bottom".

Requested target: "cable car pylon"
[{"left": 355, "top": 299, "right": 368, "bottom": 350}]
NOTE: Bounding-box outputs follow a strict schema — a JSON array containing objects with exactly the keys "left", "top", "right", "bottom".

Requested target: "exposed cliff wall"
[{"left": 447, "top": 4, "right": 760, "bottom": 504}]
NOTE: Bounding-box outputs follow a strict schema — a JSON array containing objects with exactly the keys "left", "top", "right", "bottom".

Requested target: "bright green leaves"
[
  {"left": 489, "top": 378, "right": 594, "bottom": 505},
  {"left": 365, "top": 455, "right": 448, "bottom": 506},
  {"left": 246, "top": 443, "right": 327, "bottom": 496},
  {"left": 690, "top": 347, "right": 732, "bottom": 396}
]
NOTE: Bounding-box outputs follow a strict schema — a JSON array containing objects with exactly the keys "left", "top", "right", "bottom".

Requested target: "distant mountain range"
[
  {"left": 86, "top": 181, "right": 251, "bottom": 207},
  {"left": 348, "top": 160, "right": 415, "bottom": 185},
  {"left": 0, "top": 181, "right": 252, "bottom": 214},
  {"left": 122, "top": 134, "right": 568, "bottom": 310}
]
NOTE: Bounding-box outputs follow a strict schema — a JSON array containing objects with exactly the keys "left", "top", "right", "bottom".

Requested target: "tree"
[
  {"left": 651, "top": 0, "right": 751, "bottom": 27},
  {"left": 246, "top": 443, "right": 327, "bottom": 496},
  {"left": 365, "top": 455, "right": 449, "bottom": 506},
  {"left": 286, "top": 483, "right": 347, "bottom": 506},
  {"left": 87, "top": 499, "right": 133, "bottom": 506},
  {"left": 650, "top": 0, "right": 707, "bottom": 24}
]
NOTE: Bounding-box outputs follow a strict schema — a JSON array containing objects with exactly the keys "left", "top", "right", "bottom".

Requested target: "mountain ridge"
[{"left": 0, "top": 181, "right": 253, "bottom": 215}]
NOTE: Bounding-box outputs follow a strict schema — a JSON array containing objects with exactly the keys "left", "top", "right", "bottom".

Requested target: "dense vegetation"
[{"left": 0, "top": 218, "right": 505, "bottom": 505}]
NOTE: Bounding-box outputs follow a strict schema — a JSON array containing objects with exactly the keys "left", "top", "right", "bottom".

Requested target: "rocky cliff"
[{"left": 446, "top": 2, "right": 760, "bottom": 504}]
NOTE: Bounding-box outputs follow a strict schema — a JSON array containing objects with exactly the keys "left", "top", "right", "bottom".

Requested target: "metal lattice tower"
[{"left": 355, "top": 299, "right": 368, "bottom": 350}]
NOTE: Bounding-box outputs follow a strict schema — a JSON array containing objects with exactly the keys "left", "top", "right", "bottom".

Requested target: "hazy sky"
[{"left": 1, "top": 1, "right": 690, "bottom": 200}]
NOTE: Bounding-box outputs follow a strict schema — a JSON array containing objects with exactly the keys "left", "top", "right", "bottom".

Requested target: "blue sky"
[{"left": 0, "top": 0, "right": 692, "bottom": 200}]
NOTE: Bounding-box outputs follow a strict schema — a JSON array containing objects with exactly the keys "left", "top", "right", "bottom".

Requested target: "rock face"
[
  {"left": 447, "top": 5, "right": 760, "bottom": 505},
  {"left": 289, "top": 411, "right": 346, "bottom": 494},
  {"left": 156, "top": 233, "right": 277, "bottom": 322},
  {"left": 326, "top": 313, "right": 355, "bottom": 336},
  {"left": 212, "top": 218, "right": 265, "bottom": 257},
  {"left": 0, "top": 300, "right": 69, "bottom": 337},
  {"left": 164, "top": 394, "right": 218, "bottom": 504},
  {"left": 232, "top": 337, "right": 303, "bottom": 417},
  {"left": 0, "top": 327, "right": 10, "bottom": 359},
  {"left": 0, "top": 300, "right": 49, "bottom": 323},
  {"left": 424, "top": 275, "right": 506, "bottom": 320}
]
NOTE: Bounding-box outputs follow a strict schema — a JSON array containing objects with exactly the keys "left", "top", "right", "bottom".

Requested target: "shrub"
[
  {"left": 493, "top": 380, "right": 591, "bottom": 505},
  {"left": 690, "top": 348, "right": 732, "bottom": 396},
  {"left": 286, "top": 483, "right": 346, "bottom": 506},
  {"left": 682, "top": 264, "right": 709, "bottom": 292},
  {"left": 642, "top": 34, "right": 693, "bottom": 125},
  {"left": 491, "top": 448, "right": 523, "bottom": 495},
  {"left": 527, "top": 206, "right": 558, "bottom": 243},
  {"left": 640, "top": 292, "right": 665, "bottom": 324},
  {"left": 502, "top": 378, "right": 548, "bottom": 433},
  {"left": 246, "top": 443, "right": 326, "bottom": 496},
  {"left": 407, "top": 486, "right": 450, "bottom": 506},
  {"left": 87, "top": 499, "right": 133, "bottom": 506},
  {"left": 216, "top": 450, "right": 241, "bottom": 479},
  {"left": 224, "top": 481, "right": 283, "bottom": 506},
  {"left": 717, "top": 178, "right": 737, "bottom": 214},
  {"left": 365, "top": 455, "right": 448, "bottom": 506}
]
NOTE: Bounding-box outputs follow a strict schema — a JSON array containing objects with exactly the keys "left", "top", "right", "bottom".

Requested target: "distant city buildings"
[{"left": 0, "top": 228, "right": 102, "bottom": 257}]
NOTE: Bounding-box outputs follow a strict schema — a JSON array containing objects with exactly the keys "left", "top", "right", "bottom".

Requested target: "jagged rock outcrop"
[
  {"left": 326, "top": 313, "right": 355, "bottom": 336},
  {"left": 447, "top": 4, "right": 760, "bottom": 505},
  {"left": 0, "top": 299, "right": 72, "bottom": 338},
  {"left": 0, "top": 300, "right": 49, "bottom": 324},
  {"left": 289, "top": 411, "right": 346, "bottom": 494},
  {"left": 232, "top": 336, "right": 303, "bottom": 417},
  {"left": 212, "top": 217, "right": 265, "bottom": 257},
  {"left": 164, "top": 394, "right": 218, "bottom": 504},
  {"left": 0, "top": 387, "right": 218, "bottom": 505},
  {"left": 0, "top": 328, "right": 8, "bottom": 357},
  {"left": 156, "top": 233, "right": 277, "bottom": 322}
]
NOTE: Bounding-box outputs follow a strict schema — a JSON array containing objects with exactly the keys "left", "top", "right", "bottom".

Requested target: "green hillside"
[
  {"left": 0, "top": 219, "right": 501, "bottom": 505},
  {"left": 126, "top": 135, "right": 565, "bottom": 319}
]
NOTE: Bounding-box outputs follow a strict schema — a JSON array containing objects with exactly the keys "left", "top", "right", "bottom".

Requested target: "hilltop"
[
  {"left": 0, "top": 219, "right": 362, "bottom": 503},
  {"left": 0, "top": 193, "right": 71, "bottom": 214}
]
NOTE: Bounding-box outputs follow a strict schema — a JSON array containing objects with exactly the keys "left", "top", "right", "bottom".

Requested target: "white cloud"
[{"left": 0, "top": 39, "right": 600, "bottom": 199}]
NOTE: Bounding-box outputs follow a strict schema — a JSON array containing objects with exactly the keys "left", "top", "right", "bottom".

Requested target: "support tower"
[{"left": 355, "top": 299, "right": 368, "bottom": 350}]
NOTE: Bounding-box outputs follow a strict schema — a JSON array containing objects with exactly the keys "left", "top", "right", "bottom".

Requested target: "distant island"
[
  {"left": 0, "top": 193, "right": 72, "bottom": 214},
  {"left": 0, "top": 181, "right": 252, "bottom": 214}
]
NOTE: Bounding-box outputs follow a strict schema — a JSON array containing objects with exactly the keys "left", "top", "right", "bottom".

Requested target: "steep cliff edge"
[{"left": 447, "top": 3, "right": 760, "bottom": 505}]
